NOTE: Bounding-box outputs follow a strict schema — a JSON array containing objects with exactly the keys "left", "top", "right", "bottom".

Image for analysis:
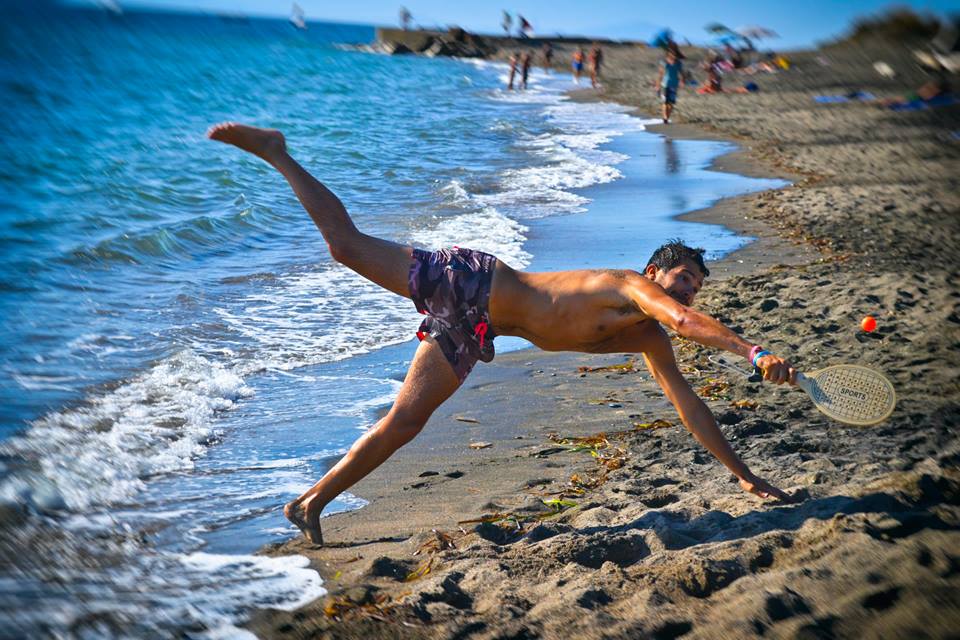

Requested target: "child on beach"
[
  {"left": 208, "top": 122, "right": 798, "bottom": 546},
  {"left": 656, "top": 46, "right": 685, "bottom": 123}
]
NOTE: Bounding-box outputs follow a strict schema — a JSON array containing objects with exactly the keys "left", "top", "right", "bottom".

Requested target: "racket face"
[{"left": 803, "top": 365, "right": 896, "bottom": 426}]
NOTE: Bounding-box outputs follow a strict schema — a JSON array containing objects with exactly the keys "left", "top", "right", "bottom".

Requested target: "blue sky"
[{"left": 91, "top": 0, "right": 956, "bottom": 49}]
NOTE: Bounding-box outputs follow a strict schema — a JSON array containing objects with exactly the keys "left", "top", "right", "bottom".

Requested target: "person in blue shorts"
[
  {"left": 572, "top": 47, "right": 585, "bottom": 83},
  {"left": 656, "top": 45, "right": 685, "bottom": 123}
]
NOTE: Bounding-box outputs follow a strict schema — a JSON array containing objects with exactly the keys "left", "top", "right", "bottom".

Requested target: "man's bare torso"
[{"left": 488, "top": 261, "right": 664, "bottom": 353}]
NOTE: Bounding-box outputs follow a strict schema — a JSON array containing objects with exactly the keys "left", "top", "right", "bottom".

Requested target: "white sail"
[{"left": 290, "top": 3, "right": 307, "bottom": 30}]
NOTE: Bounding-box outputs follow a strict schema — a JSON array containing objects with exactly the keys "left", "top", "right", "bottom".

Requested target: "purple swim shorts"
[{"left": 408, "top": 247, "right": 498, "bottom": 382}]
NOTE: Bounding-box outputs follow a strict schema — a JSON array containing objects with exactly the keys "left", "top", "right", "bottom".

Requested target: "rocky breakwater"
[{"left": 375, "top": 27, "right": 496, "bottom": 58}]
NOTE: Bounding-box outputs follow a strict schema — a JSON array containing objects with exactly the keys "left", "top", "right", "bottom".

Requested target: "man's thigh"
[
  {"left": 337, "top": 233, "right": 414, "bottom": 299},
  {"left": 389, "top": 337, "right": 462, "bottom": 426}
]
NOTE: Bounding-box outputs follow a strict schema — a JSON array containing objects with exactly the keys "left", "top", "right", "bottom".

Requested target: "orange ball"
[{"left": 861, "top": 316, "right": 877, "bottom": 332}]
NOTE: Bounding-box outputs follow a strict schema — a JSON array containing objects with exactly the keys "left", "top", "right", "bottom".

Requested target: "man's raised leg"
[
  {"left": 284, "top": 336, "right": 462, "bottom": 544},
  {"left": 207, "top": 122, "right": 412, "bottom": 298}
]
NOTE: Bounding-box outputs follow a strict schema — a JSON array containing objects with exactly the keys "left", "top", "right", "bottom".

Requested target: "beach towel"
[
  {"left": 813, "top": 90, "right": 876, "bottom": 104},
  {"left": 888, "top": 93, "right": 957, "bottom": 111}
]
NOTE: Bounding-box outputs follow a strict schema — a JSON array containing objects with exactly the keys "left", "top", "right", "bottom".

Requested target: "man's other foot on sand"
[
  {"left": 206, "top": 122, "right": 286, "bottom": 164},
  {"left": 284, "top": 501, "right": 323, "bottom": 545}
]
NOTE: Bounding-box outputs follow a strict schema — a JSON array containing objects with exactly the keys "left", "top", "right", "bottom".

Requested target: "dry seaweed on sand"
[
  {"left": 413, "top": 529, "right": 458, "bottom": 556},
  {"left": 405, "top": 557, "right": 435, "bottom": 582},
  {"left": 323, "top": 590, "right": 400, "bottom": 622},
  {"left": 577, "top": 357, "right": 640, "bottom": 374},
  {"left": 541, "top": 498, "right": 578, "bottom": 511},
  {"left": 697, "top": 378, "right": 732, "bottom": 400},
  {"left": 632, "top": 418, "right": 674, "bottom": 430}
]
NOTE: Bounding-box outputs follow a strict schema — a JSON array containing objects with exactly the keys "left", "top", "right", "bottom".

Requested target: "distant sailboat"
[{"left": 290, "top": 3, "right": 307, "bottom": 30}]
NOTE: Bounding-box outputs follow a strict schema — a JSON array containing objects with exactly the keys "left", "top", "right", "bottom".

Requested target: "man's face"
[{"left": 649, "top": 259, "right": 704, "bottom": 306}]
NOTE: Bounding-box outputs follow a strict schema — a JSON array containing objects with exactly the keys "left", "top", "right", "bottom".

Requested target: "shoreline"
[{"left": 248, "top": 41, "right": 960, "bottom": 639}]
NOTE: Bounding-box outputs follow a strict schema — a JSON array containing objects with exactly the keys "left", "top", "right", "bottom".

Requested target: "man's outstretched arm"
[
  {"left": 626, "top": 274, "right": 795, "bottom": 384},
  {"left": 641, "top": 326, "right": 793, "bottom": 502}
]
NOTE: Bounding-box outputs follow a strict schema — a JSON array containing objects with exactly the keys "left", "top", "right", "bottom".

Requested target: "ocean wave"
[
  {"left": 0, "top": 349, "right": 252, "bottom": 514},
  {"left": 0, "top": 539, "right": 325, "bottom": 638},
  {"left": 411, "top": 205, "right": 531, "bottom": 269},
  {"left": 64, "top": 206, "right": 284, "bottom": 267},
  {"left": 212, "top": 263, "right": 422, "bottom": 376}
]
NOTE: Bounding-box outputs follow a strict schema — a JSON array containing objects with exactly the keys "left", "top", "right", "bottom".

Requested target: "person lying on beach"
[
  {"left": 699, "top": 53, "right": 724, "bottom": 94},
  {"left": 207, "top": 122, "right": 799, "bottom": 545}
]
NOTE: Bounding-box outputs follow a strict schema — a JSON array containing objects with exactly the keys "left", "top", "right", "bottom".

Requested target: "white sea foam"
[
  {"left": 0, "top": 549, "right": 325, "bottom": 638},
  {"left": 412, "top": 205, "right": 532, "bottom": 269},
  {"left": 0, "top": 350, "right": 252, "bottom": 512},
  {"left": 329, "top": 380, "right": 403, "bottom": 419},
  {"left": 179, "top": 552, "right": 325, "bottom": 611},
  {"left": 214, "top": 263, "right": 422, "bottom": 376}
]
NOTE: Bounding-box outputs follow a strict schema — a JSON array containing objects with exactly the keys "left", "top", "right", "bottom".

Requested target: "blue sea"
[{"left": 0, "top": 5, "right": 784, "bottom": 637}]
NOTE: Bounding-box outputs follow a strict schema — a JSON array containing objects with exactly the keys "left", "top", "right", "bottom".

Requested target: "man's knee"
[{"left": 380, "top": 411, "right": 426, "bottom": 445}]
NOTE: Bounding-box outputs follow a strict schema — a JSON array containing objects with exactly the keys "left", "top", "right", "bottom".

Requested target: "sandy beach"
[{"left": 248, "top": 37, "right": 960, "bottom": 639}]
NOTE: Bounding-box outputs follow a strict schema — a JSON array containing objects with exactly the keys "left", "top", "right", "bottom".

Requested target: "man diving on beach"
[{"left": 207, "top": 122, "right": 798, "bottom": 545}]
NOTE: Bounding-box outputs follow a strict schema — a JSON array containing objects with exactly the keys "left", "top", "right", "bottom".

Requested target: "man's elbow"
[{"left": 672, "top": 307, "right": 694, "bottom": 335}]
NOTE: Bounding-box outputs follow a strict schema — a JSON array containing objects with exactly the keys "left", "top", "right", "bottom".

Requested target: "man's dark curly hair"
[{"left": 645, "top": 239, "right": 710, "bottom": 277}]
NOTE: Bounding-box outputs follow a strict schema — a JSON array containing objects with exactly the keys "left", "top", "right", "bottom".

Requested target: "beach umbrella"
[
  {"left": 651, "top": 28, "right": 673, "bottom": 49},
  {"left": 736, "top": 26, "right": 779, "bottom": 40},
  {"left": 705, "top": 22, "right": 732, "bottom": 35}
]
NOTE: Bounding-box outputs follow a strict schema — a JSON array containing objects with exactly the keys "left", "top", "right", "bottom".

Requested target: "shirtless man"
[{"left": 207, "top": 122, "right": 797, "bottom": 545}]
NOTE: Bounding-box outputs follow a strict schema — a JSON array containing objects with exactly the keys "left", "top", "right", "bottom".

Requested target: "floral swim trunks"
[{"left": 408, "top": 247, "right": 498, "bottom": 383}]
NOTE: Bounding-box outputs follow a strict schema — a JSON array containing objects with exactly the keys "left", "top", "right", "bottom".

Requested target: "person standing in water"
[
  {"left": 572, "top": 47, "right": 585, "bottom": 83},
  {"left": 589, "top": 44, "right": 604, "bottom": 88},
  {"left": 541, "top": 42, "right": 554, "bottom": 72},
  {"left": 507, "top": 51, "right": 519, "bottom": 90},
  {"left": 520, "top": 51, "right": 532, "bottom": 90}
]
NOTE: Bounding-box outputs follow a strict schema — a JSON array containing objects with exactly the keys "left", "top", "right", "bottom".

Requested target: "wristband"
[
  {"left": 752, "top": 350, "right": 773, "bottom": 368},
  {"left": 748, "top": 345, "right": 763, "bottom": 363}
]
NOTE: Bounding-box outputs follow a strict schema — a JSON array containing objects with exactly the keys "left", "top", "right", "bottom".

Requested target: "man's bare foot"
[
  {"left": 284, "top": 500, "right": 323, "bottom": 545},
  {"left": 206, "top": 122, "right": 287, "bottom": 164}
]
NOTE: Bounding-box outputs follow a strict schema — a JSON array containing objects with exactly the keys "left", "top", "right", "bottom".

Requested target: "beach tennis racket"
[{"left": 709, "top": 355, "right": 896, "bottom": 426}]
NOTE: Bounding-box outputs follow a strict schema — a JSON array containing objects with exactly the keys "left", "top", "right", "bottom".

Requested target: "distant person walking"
[
  {"left": 572, "top": 47, "right": 585, "bottom": 83},
  {"left": 501, "top": 10, "right": 512, "bottom": 36},
  {"left": 656, "top": 44, "right": 685, "bottom": 123},
  {"left": 507, "top": 51, "right": 519, "bottom": 90},
  {"left": 541, "top": 42, "right": 554, "bottom": 72},
  {"left": 520, "top": 52, "right": 532, "bottom": 89},
  {"left": 589, "top": 44, "right": 604, "bottom": 88}
]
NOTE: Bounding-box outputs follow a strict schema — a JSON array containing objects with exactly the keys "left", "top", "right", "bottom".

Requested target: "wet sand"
[{"left": 248, "top": 39, "right": 960, "bottom": 639}]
